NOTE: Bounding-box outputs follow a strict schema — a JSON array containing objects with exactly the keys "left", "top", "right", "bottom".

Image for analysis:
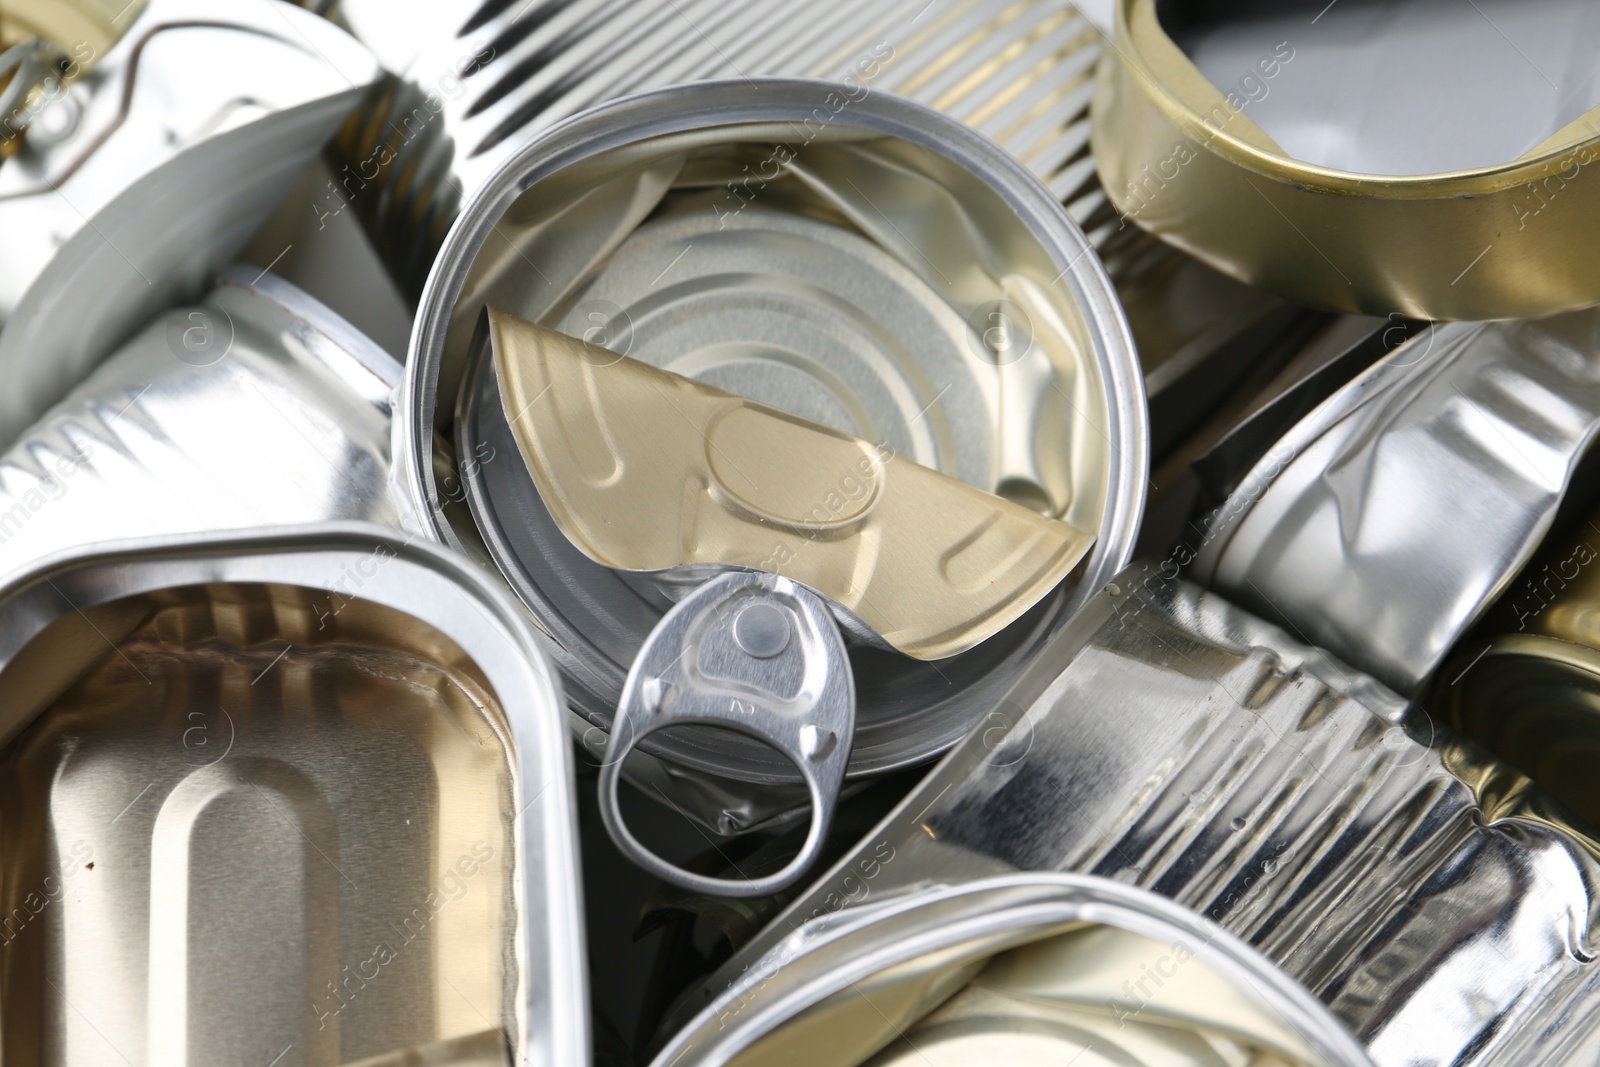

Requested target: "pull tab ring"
[{"left": 597, "top": 571, "right": 856, "bottom": 897}]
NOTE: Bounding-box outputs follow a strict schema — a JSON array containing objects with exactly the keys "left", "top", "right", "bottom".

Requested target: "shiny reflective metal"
[
  {"left": 0, "top": 0, "right": 379, "bottom": 448},
  {"left": 0, "top": 267, "right": 399, "bottom": 590},
  {"left": 1093, "top": 0, "right": 1600, "bottom": 320},
  {"left": 1188, "top": 315, "right": 1403, "bottom": 505},
  {"left": 399, "top": 79, "right": 1144, "bottom": 831},
  {"left": 1191, "top": 309, "right": 1600, "bottom": 697},
  {"left": 654, "top": 875, "right": 1369, "bottom": 1067},
  {"left": 601, "top": 572, "right": 855, "bottom": 897},
  {"left": 344, "top": 1029, "right": 509, "bottom": 1067},
  {"left": 319, "top": 0, "right": 1304, "bottom": 429},
  {"left": 1438, "top": 506, "right": 1600, "bottom": 831},
  {"left": 0, "top": 524, "right": 585, "bottom": 1066},
  {"left": 322, "top": 0, "right": 1123, "bottom": 301},
  {"left": 689, "top": 564, "right": 1600, "bottom": 1066},
  {"left": 488, "top": 313, "right": 1094, "bottom": 661}
]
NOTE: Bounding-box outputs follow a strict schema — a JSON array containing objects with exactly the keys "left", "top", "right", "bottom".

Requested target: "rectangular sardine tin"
[{"left": 0, "top": 527, "right": 585, "bottom": 1067}]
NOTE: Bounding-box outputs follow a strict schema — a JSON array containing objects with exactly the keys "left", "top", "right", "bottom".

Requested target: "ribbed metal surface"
[
  {"left": 0, "top": 271, "right": 398, "bottom": 592},
  {"left": 1193, "top": 310, "right": 1600, "bottom": 697},
  {"left": 692, "top": 565, "right": 1600, "bottom": 1066},
  {"left": 327, "top": 0, "right": 1139, "bottom": 301}
]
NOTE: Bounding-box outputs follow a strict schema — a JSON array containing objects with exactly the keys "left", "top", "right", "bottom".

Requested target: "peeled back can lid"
[{"left": 396, "top": 78, "right": 1147, "bottom": 790}]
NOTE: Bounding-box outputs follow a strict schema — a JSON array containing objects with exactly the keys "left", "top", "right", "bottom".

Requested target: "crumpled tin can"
[
  {"left": 1092, "top": 0, "right": 1600, "bottom": 320},
  {"left": 0, "top": 0, "right": 379, "bottom": 447},
  {"left": 0, "top": 266, "right": 399, "bottom": 589},
  {"left": 1190, "top": 308, "right": 1600, "bottom": 698},
  {"left": 682, "top": 564, "right": 1600, "bottom": 1066},
  {"left": 654, "top": 874, "right": 1371, "bottom": 1067},
  {"left": 0, "top": 524, "right": 585, "bottom": 1065},
  {"left": 394, "top": 77, "right": 1146, "bottom": 836}
]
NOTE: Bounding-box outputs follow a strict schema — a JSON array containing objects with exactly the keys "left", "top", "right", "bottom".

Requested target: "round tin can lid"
[{"left": 399, "top": 79, "right": 1146, "bottom": 789}]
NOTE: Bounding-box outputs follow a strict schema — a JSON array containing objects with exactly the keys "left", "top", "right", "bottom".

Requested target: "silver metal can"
[
  {"left": 1192, "top": 309, "right": 1600, "bottom": 698},
  {"left": 0, "top": 524, "right": 585, "bottom": 1065},
  {"left": 394, "top": 77, "right": 1146, "bottom": 835},
  {"left": 0, "top": 0, "right": 380, "bottom": 447},
  {"left": 686, "top": 564, "right": 1600, "bottom": 1066},
  {"left": 319, "top": 0, "right": 1306, "bottom": 451},
  {"left": 320, "top": 0, "right": 1140, "bottom": 300},
  {"left": 0, "top": 267, "right": 399, "bottom": 590},
  {"left": 653, "top": 874, "right": 1371, "bottom": 1067}
]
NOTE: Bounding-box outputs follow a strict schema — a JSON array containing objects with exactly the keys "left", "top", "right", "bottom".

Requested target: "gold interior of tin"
[
  {"left": 723, "top": 921, "right": 1324, "bottom": 1067},
  {"left": 440, "top": 120, "right": 1111, "bottom": 546},
  {"left": 0, "top": 583, "right": 516, "bottom": 1066},
  {"left": 489, "top": 311, "right": 1094, "bottom": 660},
  {"left": 0, "top": 0, "right": 134, "bottom": 58},
  {"left": 1438, "top": 514, "right": 1600, "bottom": 835},
  {"left": 1091, "top": 0, "right": 1600, "bottom": 319}
]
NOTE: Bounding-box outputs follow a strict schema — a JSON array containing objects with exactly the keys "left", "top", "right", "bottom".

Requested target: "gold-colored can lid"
[
  {"left": 1092, "top": 0, "right": 1600, "bottom": 320},
  {"left": 489, "top": 310, "right": 1095, "bottom": 661}
]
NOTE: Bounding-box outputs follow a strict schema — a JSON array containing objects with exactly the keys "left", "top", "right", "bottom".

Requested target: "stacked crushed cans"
[{"left": 2, "top": 1, "right": 1599, "bottom": 1064}]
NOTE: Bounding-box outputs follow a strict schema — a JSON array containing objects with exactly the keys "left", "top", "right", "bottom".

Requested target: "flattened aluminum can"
[
  {"left": 655, "top": 874, "right": 1370, "bottom": 1067},
  {"left": 0, "top": 525, "right": 585, "bottom": 1066},
  {"left": 1092, "top": 0, "right": 1600, "bottom": 319},
  {"left": 0, "top": 267, "right": 399, "bottom": 589},
  {"left": 686, "top": 565, "right": 1600, "bottom": 1066},
  {"left": 395, "top": 77, "right": 1146, "bottom": 829},
  {"left": 1191, "top": 309, "right": 1600, "bottom": 698},
  {"left": 0, "top": 0, "right": 380, "bottom": 447}
]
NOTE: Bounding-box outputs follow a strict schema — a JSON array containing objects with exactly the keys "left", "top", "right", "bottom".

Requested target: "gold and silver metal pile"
[{"left": 3, "top": 0, "right": 1600, "bottom": 1064}]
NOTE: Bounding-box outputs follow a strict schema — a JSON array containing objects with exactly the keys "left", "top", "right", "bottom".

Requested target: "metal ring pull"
[{"left": 598, "top": 571, "right": 856, "bottom": 897}]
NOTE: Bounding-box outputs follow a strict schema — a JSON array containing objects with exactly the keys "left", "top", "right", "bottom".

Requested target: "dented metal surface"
[
  {"left": 0, "top": 0, "right": 380, "bottom": 447},
  {"left": 1438, "top": 497, "right": 1600, "bottom": 833},
  {"left": 654, "top": 875, "right": 1370, "bottom": 1067},
  {"left": 320, "top": 0, "right": 1305, "bottom": 427},
  {"left": 690, "top": 566, "right": 1600, "bottom": 1066},
  {"left": 1192, "top": 309, "right": 1600, "bottom": 698},
  {"left": 322, "top": 0, "right": 1124, "bottom": 300},
  {"left": 400, "top": 79, "right": 1144, "bottom": 824},
  {"left": 0, "top": 268, "right": 399, "bottom": 593}
]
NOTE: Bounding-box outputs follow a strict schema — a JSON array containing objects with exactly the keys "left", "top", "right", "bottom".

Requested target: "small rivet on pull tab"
[
  {"left": 641, "top": 677, "right": 671, "bottom": 714},
  {"left": 800, "top": 725, "right": 837, "bottom": 762},
  {"left": 733, "top": 601, "right": 792, "bottom": 659}
]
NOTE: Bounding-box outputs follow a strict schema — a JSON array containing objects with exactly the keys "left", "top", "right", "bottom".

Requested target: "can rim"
[
  {"left": 1189, "top": 320, "right": 1479, "bottom": 587},
  {"left": 1112, "top": 0, "right": 1600, "bottom": 195},
  {"left": 650, "top": 872, "right": 1374, "bottom": 1067},
  {"left": 396, "top": 76, "right": 1148, "bottom": 749},
  {"left": 0, "top": 522, "right": 589, "bottom": 1067}
]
